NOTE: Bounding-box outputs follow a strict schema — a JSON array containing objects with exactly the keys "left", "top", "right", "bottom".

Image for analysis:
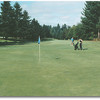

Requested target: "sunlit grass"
[{"left": 0, "top": 39, "right": 100, "bottom": 96}]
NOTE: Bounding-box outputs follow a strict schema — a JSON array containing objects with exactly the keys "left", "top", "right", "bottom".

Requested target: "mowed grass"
[{"left": 0, "top": 39, "right": 100, "bottom": 96}]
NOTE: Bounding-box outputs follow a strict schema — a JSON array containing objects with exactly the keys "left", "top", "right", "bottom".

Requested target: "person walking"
[
  {"left": 79, "top": 39, "right": 83, "bottom": 50},
  {"left": 71, "top": 37, "right": 74, "bottom": 46}
]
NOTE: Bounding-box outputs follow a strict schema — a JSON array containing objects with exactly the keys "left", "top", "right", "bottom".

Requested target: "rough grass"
[{"left": 0, "top": 39, "right": 100, "bottom": 96}]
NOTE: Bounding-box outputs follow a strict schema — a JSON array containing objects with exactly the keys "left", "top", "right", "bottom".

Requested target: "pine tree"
[
  {"left": 42, "top": 25, "right": 51, "bottom": 38},
  {"left": 1, "top": 1, "right": 15, "bottom": 39},
  {"left": 20, "top": 10, "right": 30, "bottom": 39},
  {"left": 96, "top": 17, "right": 100, "bottom": 39},
  {"left": 81, "top": 1, "right": 100, "bottom": 39},
  {"left": 14, "top": 2, "right": 23, "bottom": 39},
  {"left": 29, "top": 19, "right": 42, "bottom": 40}
]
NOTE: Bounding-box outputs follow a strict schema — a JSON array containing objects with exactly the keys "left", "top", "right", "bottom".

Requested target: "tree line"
[
  {"left": 0, "top": 1, "right": 100, "bottom": 41},
  {"left": 0, "top": 1, "right": 52, "bottom": 41}
]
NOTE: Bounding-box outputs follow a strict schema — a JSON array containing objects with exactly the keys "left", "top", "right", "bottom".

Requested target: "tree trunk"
[
  {"left": 5, "top": 36, "right": 8, "bottom": 40},
  {"left": 98, "top": 29, "right": 100, "bottom": 39}
]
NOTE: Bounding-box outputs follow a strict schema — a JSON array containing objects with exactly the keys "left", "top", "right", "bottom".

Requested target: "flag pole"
[
  {"left": 39, "top": 42, "right": 40, "bottom": 62},
  {"left": 38, "top": 36, "right": 40, "bottom": 62}
]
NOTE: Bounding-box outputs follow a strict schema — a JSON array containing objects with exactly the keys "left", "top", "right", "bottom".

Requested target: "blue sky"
[{"left": 0, "top": 1, "right": 85, "bottom": 26}]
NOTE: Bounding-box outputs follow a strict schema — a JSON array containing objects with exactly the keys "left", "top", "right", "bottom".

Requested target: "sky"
[{"left": 0, "top": 1, "right": 85, "bottom": 26}]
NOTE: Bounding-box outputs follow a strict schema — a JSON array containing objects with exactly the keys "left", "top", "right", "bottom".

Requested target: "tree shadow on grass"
[
  {"left": 74, "top": 48, "right": 88, "bottom": 50},
  {"left": 0, "top": 38, "right": 54, "bottom": 47},
  {"left": 41, "top": 38, "right": 54, "bottom": 42},
  {"left": 0, "top": 39, "right": 32, "bottom": 47}
]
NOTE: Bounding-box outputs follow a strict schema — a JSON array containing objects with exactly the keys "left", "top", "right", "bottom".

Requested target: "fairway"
[{"left": 0, "top": 39, "right": 100, "bottom": 96}]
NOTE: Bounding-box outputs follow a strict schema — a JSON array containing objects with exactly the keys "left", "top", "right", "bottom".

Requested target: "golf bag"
[{"left": 74, "top": 42, "right": 79, "bottom": 50}]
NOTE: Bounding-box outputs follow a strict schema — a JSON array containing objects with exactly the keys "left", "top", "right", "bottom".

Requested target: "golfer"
[
  {"left": 71, "top": 37, "right": 74, "bottom": 46},
  {"left": 79, "top": 39, "right": 83, "bottom": 50}
]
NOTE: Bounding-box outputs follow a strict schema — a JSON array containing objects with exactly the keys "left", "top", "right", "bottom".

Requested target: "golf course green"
[{"left": 0, "top": 39, "right": 100, "bottom": 96}]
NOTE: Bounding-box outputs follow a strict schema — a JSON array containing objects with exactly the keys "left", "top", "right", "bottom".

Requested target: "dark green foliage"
[
  {"left": 96, "top": 17, "right": 100, "bottom": 38},
  {"left": 67, "top": 1, "right": 100, "bottom": 40},
  {"left": 50, "top": 24, "right": 70, "bottom": 40},
  {"left": 96, "top": 17, "right": 100, "bottom": 30},
  {"left": 1, "top": 1, "right": 100, "bottom": 41},
  {"left": 42, "top": 25, "right": 51, "bottom": 38},
  {"left": 19, "top": 10, "right": 30, "bottom": 39},
  {"left": 14, "top": 2, "right": 23, "bottom": 39},
  {"left": 0, "top": 15, "right": 3, "bottom": 36},
  {"left": 67, "top": 23, "right": 86, "bottom": 40},
  {"left": 0, "top": 1, "right": 15, "bottom": 39},
  {"left": 61, "top": 24, "right": 68, "bottom": 39},
  {"left": 81, "top": 1, "right": 100, "bottom": 39},
  {"left": 29, "top": 19, "right": 43, "bottom": 40},
  {"left": 0, "top": 1, "right": 50, "bottom": 41}
]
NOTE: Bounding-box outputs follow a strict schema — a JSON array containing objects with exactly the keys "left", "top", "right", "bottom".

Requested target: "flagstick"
[
  {"left": 38, "top": 36, "right": 40, "bottom": 62},
  {"left": 39, "top": 43, "right": 40, "bottom": 62}
]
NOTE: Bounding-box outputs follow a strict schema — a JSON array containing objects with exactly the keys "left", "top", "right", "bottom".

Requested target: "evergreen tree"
[
  {"left": 0, "top": 1, "right": 15, "bottom": 39},
  {"left": 96, "top": 17, "right": 100, "bottom": 39},
  {"left": 20, "top": 10, "right": 30, "bottom": 39},
  {"left": 61, "top": 24, "right": 71, "bottom": 40},
  {"left": 65, "top": 26, "right": 71, "bottom": 39},
  {"left": 50, "top": 26, "right": 56, "bottom": 38},
  {"left": 0, "top": 15, "right": 2, "bottom": 36},
  {"left": 50, "top": 24, "right": 71, "bottom": 40},
  {"left": 56, "top": 24, "right": 61, "bottom": 39},
  {"left": 14, "top": 2, "right": 23, "bottom": 39},
  {"left": 42, "top": 25, "right": 51, "bottom": 38},
  {"left": 29, "top": 19, "right": 42, "bottom": 40},
  {"left": 67, "top": 25, "right": 76, "bottom": 39},
  {"left": 81, "top": 1, "right": 100, "bottom": 39}
]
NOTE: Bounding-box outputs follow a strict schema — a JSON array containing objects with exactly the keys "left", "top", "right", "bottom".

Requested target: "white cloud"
[
  {"left": 20, "top": 1, "right": 85, "bottom": 26},
  {"left": 61, "top": 16, "right": 70, "bottom": 19}
]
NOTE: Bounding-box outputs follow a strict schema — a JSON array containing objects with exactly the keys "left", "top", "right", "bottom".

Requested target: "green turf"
[{"left": 0, "top": 39, "right": 100, "bottom": 96}]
